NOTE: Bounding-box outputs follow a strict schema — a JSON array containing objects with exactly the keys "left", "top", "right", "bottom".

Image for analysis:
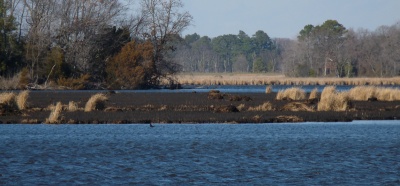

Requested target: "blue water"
[{"left": 1, "top": 121, "right": 400, "bottom": 185}]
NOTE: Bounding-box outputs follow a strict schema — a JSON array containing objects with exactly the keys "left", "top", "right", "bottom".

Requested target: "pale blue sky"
[{"left": 182, "top": 0, "right": 400, "bottom": 39}]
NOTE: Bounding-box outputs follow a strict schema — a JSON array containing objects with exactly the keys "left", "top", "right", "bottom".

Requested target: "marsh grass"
[
  {"left": 347, "top": 86, "right": 400, "bottom": 101},
  {"left": 16, "top": 90, "right": 29, "bottom": 110},
  {"left": 318, "top": 86, "right": 349, "bottom": 111},
  {"left": 309, "top": 88, "right": 318, "bottom": 100},
  {"left": 282, "top": 102, "right": 315, "bottom": 112},
  {"left": 248, "top": 102, "right": 274, "bottom": 111},
  {"left": 84, "top": 93, "right": 108, "bottom": 112},
  {"left": 276, "top": 87, "right": 306, "bottom": 101},
  {"left": 45, "top": 102, "right": 63, "bottom": 124},
  {"left": 265, "top": 85, "right": 272, "bottom": 94},
  {"left": 169, "top": 73, "right": 400, "bottom": 86},
  {"left": 68, "top": 101, "right": 79, "bottom": 112}
]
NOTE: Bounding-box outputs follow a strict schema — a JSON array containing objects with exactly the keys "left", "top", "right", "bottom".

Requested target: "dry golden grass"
[
  {"left": 318, "top": 86, "right": 349, "bottom": 111},
  {"left": 309, "top": 88, "right": 318, "bottom": 100},
  {"left": 16, "top": 90, "right": 29, "bottom": 110},
  {"left": 282, "top": 102, "right": 315, "bottom": 112},
  {"left": 45, "top": 102, "right": 63, "bottom": 124},
  {"left": 376, "top": 88, "right": 400, "bottom": 101},
  {"left": 276, "top": 87, "right": 306, "bottom": 101},
  {"left": 265, "top": 85, "right": 272, "bottom": 94},
  {"left": 0, "top": 92, "right": 16, "bottom": 105},
  {"left": 167, "top": 73, "right": 400, "bottom": 86},
  {"left": 68, "top": 101, "right": 79, "bottom": 112},
  {"left": 248, "top": 102, "right": 274, "bottom": 111},
  {"left": 347, "top": 86, "right": 400, "bottom": 101},
  {"left": 237, "top": 103, "right": 246, "bottom": 111},
  {"left": 84, "top": 93, "right": 108, "bottom": 112}
]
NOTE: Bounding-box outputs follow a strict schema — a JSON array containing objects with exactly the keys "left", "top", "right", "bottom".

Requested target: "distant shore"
[
  {"left": 1, "top": 90, "right": 399, "bottom": 124},
  {"left": 167, "top": 73, "right": 400, "bottom": 86}
]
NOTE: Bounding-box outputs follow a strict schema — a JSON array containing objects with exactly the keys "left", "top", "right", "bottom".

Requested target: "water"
[{"left": 1, "top": 121, "right": 399, "bottom": 185}]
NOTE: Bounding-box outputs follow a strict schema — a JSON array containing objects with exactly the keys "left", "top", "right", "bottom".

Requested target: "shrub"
[
  {"left": 276, "top": 87, "right": 306, "bottom": 100},
  {"left": 57, "top": 74, "right": 91, "bottom": 90},
  {"left": 45, "top": 102, "right": 63, "bottom": 124},
  {"left": 84, "top": 94, "right": 108, "bottom": 112},
  {"left": 16, "top": 90, "right": 29, "bottom": 110}
]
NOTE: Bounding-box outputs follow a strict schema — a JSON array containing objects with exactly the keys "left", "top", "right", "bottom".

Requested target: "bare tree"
[{"left": 136, "top": 0, "right": 192, "bottom": 85}]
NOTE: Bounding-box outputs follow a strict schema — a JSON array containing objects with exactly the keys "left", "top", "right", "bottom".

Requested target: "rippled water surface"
[{"left": 1, "top": 121, "right": 400, "bottom": 185}]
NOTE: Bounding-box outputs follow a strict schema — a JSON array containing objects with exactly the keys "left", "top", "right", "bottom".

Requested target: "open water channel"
[{"left": 1, "top": 121, "right": 399, "bottom": 185}]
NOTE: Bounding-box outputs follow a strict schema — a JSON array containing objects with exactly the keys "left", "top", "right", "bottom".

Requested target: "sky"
[{"left": 181, "top": 0, "right": 400, "bottom": 39}]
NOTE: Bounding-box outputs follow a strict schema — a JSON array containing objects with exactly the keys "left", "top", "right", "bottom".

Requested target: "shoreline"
[{"left": 1, "top": 91, "right": 400, "bottom": 124}]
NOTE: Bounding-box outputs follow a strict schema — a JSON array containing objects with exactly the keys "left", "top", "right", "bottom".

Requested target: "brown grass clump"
[
  {"left": 0, "top": 92, "right": 18, "bottom": 113},
  {"left": 84, "top": 93, "right": 108, "bottom": 112},
  {"left": 282, "top": 102, "right": 315, "bottom": 112},
  {"left": 208, "top": 90, "right": 224, "bottom": 100},
  {"left": 276, "top": 87, "right": 306, "bottom": 101},
  {"left": 248, "top": 102, "right": 274, "bottom": 111},
  {"left": 237, "top": 103, "right": 246, "bottom": 111},
  {"left": 376, "top": 88, "right": 400, "bottom": 101},
  {"left": 0, "top": 92, "right": 16, "bottom": 105},
  {"left": 318, "top": 86, "right": 349, "bottom": 111},
  {"left": 16, "top": 90, "right": 29, "bottom": 110},
  {"left": 309, "top": 88, "right": 318, "bottom": 100},
  {"left": 265, "top": 85, "right": 272, "bottom": 94},
  {"left": 68, "top": 101, "right": 79, "bottom": 112},
  {"left": 45, "top": 102, "right": 63, "bottom": 124},
  {"left": 348, "top": 86, "right": 377, "bottom": 101},
  {"left": 275, "top": 115, "right": 304, "bottom": 122}
]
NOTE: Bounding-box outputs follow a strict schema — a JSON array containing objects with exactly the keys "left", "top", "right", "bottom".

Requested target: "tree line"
[
  {"left": 176, "top": 20, "right": 400, "bottom": 78},
  {"left": 1, "top": 0, "right": 400, "bottom": 90}
]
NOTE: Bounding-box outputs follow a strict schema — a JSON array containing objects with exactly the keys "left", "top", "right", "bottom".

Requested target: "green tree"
[{"left": 212, "top": 34, "right": 240, "bottom": 72}]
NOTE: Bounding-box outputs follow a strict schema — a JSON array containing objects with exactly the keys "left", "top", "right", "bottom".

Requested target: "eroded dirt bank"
[{"left": 1, "top": 91, "right": 400, "bottom": 124}]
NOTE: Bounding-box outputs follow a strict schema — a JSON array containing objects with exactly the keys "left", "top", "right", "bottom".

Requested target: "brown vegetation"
[
  {"left": 45, "top": 102, "right": 63, "bottom": 124},
  {"left": 276, "top": 87, "right": 306, "bottom": 101},
  {"left": 84, "top": 94, "right": 108, "bottom": 112},
  {"left": 317, "top": 86, "right": 350, "bottom": 111},
  {"left": 1, "top": 88, "right": 400, "bottom": 124}
]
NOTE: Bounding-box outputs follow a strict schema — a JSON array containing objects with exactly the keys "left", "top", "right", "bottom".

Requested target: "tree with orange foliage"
[{"left": 106, "top": 41, "right": 156, "bottom": 89}]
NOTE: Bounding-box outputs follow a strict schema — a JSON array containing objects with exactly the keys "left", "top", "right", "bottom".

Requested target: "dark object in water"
[
  {"left": 150, "top": 123, "right": 155, "bottom": 127},
  {"left": 368, "top": 97, "right": 378, "bottom": 102}
]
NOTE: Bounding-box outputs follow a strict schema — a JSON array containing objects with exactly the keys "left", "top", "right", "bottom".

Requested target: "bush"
[{"left": 57, "top": 74, "right": 91, "bottom": 90}]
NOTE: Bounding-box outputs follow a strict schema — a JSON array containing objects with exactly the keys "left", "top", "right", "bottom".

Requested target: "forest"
[{"left": 1, "top": 0, "right": 400, "bottom": 90}]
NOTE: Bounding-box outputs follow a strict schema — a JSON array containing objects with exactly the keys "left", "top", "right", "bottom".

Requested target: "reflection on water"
[{"left": 1, "top": 121, "right": 399, "bottom": 185}]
